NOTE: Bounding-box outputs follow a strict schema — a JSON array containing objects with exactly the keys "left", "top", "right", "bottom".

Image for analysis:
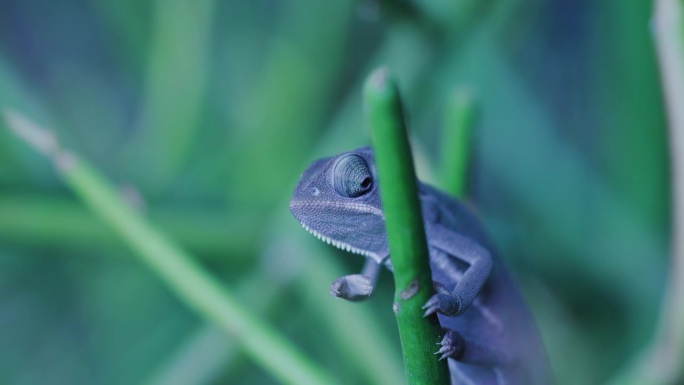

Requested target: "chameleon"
[{"left": 289, "top": 146, "right": 551, "bottom": 385}]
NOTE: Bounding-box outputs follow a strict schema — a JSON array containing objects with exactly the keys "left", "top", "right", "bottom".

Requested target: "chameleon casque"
[{"left": 289, "top": 146, "right": 550, "bottom": 385}]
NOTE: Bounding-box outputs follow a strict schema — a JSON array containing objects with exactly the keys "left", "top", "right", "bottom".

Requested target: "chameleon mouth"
[{"left": 300, "top": 223, "right": 383, "bottom": 263}]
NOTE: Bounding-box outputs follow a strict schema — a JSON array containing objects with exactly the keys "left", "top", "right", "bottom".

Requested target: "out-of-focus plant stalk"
[
  {"left": 439, "top": 89, "right": 475, "bottom": 199},
  {"left": 650, "top": 0, "right": 684, "bottom": 382},
  {"left": 607, "top": 2, "right": 684, "bottom": 384},
  {"left": 123, "top": 0, "right": 214, "bottom": 192},
  {"left": 2, "top": 110, "right": 339, "bottom": 385},
  {"left": 0, "top": 196, "right": 260, "bottom": 258}
]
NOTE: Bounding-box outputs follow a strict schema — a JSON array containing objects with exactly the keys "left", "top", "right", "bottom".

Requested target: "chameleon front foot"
[
  {"left": 435, "top": 330, "right": 464, "bottom": 361},
  {"left": 422, "top": 281, "right": 463, "bottom": 317},
  {"left": 330, "top": 274, "right": 374, "bottom": 302}
]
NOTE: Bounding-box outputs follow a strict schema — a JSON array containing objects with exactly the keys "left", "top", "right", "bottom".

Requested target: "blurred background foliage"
[{"left": 0, "top": 0, "right": 674, "bottom": 384}]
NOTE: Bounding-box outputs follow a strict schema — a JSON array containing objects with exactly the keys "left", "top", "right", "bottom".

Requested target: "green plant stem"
[
  {"left": 3, "top": 110, "right": 338, "bottom": 385},
  {"left": 144, "top": 324, "right": 231, "bottom": 385},
  {"left": 439, "top": 89, "right": 475, "bottom": 199},
  {"left": 647, "top": 0, "right": 684, "bottom": 381},
  {"left": 122, "top": 0, "right": 214, "bottom": 192},
  {"left": 0, "top": 195, "right": 259, "bottom": 258},
  {"left": 5, "top": 22, "right": 429, "bottom": 384},
  {"left": 227, "top": 0, "right": 353, "bottom": 206},
  {"left": 143, "top": 275, "right": 285, "bottom": 385},
  {"left": 606, "top": 2, "right": 684, "bottom": 384},
  {"left": 364, "top": 68, "right": 450, "bottom": 385}
]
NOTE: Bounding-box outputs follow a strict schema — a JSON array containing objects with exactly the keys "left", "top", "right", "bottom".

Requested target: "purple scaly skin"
[{"left": 290, "top": 147, "right": 551, "bottom": 385}]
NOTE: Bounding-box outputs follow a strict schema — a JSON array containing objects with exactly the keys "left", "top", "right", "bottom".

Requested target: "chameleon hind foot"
[
  {"left": 435, "top": 330, "right": 464, "bottom": 361},
  {"left": 422, "top": 281, "right": 463, "bottom": 317}
]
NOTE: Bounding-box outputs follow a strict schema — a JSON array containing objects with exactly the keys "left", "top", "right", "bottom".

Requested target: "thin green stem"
[
  {"left": 0, "top": 195, "right": 259, "bottom": 258},
  {"left": 606, "top": 2, "right": 684, "bottom": 384},
  {"left": 3, "top": 110, "right": 339, "bottom": 385},
  {"left": 648, "top": 0, "right": 684, "bottom": 381},
  {"left": 439, "top": 88, "right": 475, "bottom": 199},
  {"left": 121, "top": 0, "right": 214, "bottom": 192},
  {"left": 143, "top": 275, "right": 285, "bottom": 385},
  {"left": 364, "top": 68, "right": 451, "bottom": 385}
]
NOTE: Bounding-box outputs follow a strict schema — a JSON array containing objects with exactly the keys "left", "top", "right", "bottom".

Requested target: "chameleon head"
[{"left": 289, "top": 146, "right": 389, "bottom": 263}]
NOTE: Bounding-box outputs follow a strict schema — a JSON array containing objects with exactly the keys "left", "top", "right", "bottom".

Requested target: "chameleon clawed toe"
[
  {"left": 434, "top": 330, "right": 464, "bottom": 361},
  {"left": 290, "top": 146, "right": 550, "bottom": 384},
  {"left": 422, "top": 282, "right": 463, "bottom": 317}
]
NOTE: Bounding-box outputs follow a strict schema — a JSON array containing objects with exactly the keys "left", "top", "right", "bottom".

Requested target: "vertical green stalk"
[
  {"left": 364, "top": 68, "right": 450, "bottom": 385},
  {"left": 607, "top": 2, "right": 684, "bottom": 384},
  {"left": 439, "top": 89, "right": 475, "bottom": 199},
  {"left": 122, "top": 0, "right": 214, "bottom": 192},
  {"left": 649, "top": 0, "right": 684, "bottom": 382}
]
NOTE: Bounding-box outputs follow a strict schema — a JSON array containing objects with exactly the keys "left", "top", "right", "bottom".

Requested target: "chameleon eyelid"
[{"left": 332, "top": 154, "right": 373, "bottom": 198}]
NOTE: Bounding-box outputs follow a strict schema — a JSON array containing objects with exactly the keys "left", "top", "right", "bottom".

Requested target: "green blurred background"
[{"left": 0, "top": 1, "right": 674, "bottom": 384}]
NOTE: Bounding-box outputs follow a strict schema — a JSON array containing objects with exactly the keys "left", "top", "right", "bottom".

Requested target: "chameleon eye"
[{"left": 333, "top": 154, "right": 373, "bottom": 198}]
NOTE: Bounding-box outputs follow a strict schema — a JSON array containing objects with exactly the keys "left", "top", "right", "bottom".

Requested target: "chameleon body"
[{"left": 290, "top": 147, "right": 550, "bottom": 385}]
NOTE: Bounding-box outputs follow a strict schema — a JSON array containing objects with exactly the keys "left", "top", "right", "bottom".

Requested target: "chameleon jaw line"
[{"left": 300, "top": 223, "right": 383, "bottom": 263}]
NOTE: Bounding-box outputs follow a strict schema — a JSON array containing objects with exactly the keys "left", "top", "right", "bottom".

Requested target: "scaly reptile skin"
[{"left": 290, "top": 147, "right": 551, "bottom": 385}]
